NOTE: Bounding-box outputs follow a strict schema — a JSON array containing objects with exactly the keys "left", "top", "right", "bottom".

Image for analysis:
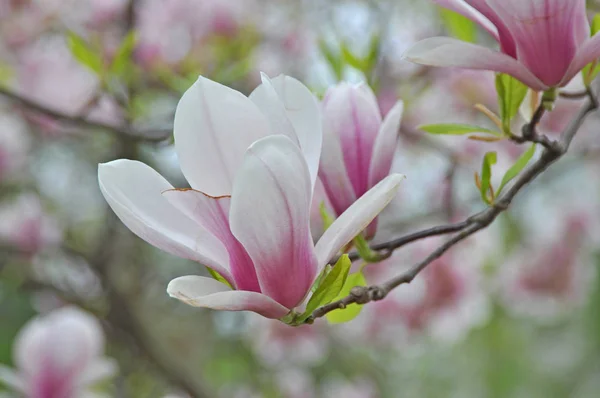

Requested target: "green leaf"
[
  {"left": 318, "top": 39, "right": 344, "bottom": 81},
  {"left": 592, "top": 13, "right": 600, "bottom": 35},
  {"left": 326, "top": 271, "right": 367, "bottom": 324},
  {"left": 439, "top": 8, "right": 476, "bottom": 43},
  {"left": 110, "top": 31, "right": 137, "bottom": 78},
  {"left": 480, "top": 151, "right": 497, "bottom": 204},
  {"left": 420, "top": 123, "right": 500, "bottom": 136},
  {"left": 319, "top": 201, "right": 335, "bottom": 232},
  {"left": 67, "top": 31, "right": 103, "bottom": 75},
  {"left": 353, "top": 234, "right": 384, "bottom": 263},
  {"left": 341, "top": 43, "right": 366, "bottom": 71},
  {"left": 497, "top": 144, "right": 536, "bottom": 195},
  {"left": 495, "top": 73, "right": 528, "bottom": 133},
  {"left": 301, "top": 254, "right": 352, "bottom": 321},
  {"left": 207, "top": 267, "right": 233, "bottom": 289}
]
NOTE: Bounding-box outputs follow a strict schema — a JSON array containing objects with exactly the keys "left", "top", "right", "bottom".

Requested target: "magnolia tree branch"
[
  {"left": 309, "top": 89, "right": 599, "bottom": 323},
  {"left": 0, "top": 86, "right": 171, "bottom": 142}
]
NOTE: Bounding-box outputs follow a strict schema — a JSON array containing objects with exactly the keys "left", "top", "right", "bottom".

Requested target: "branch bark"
[{"left": 309, "top": 89, "right": 598, "bottom": 322}]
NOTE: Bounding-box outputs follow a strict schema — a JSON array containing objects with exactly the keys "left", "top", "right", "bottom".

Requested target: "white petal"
[
  {"left": 0, "top": 365, "right": 24, "bottom": 393},
  {"left": 368, "top": 100, "right": 404, "bottom": 188},
  {"left": 229, "top": 135, "right": 318, "bottom": 309},
  {"left": 249, "top": 73, "right": 299, "bottom": 143},
  {"left": 314, "top": 174, "right": 405, "bottom": 266},
  {"left": 77, "top": 359, "right": 117, "bottom": 387},
  {"left": 167, "top": 276, "right": 290, "bottom": 319},
  {"left": 98, "top": 160, "right": 230, "bottom": 277},
  {"left": 403, "top": 37, "right": 547, "bottom": 91},
  {"left": 174, "top": 75, "right": 272, "bottom": 196},
  {"left": 251, "top": 74, "right": 323, "bottom": 191}
]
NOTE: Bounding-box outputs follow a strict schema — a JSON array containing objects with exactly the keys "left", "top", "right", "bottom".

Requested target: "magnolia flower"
[
  {"left": 98, "top": 74, "right": 403, "bottom": 319},
  {"left": 319, "top": 82, "right": 404, "bottom": 238},
  {"left": 403, "top": 0, "right": 600, "bottom": 91},
  {"left": 0, "top": 307, "right": 116, "bottom": 398}
]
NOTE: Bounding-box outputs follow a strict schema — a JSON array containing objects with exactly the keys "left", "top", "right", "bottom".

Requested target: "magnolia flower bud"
[{"left": 319, "top": 82, "right": 404, "bottom": 238}]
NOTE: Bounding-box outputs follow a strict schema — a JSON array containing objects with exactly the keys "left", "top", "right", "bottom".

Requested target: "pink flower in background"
[
  {"left": 404, "top": 0, "right": 600, "bottom": 90},
  {"left": 0, "top": 111, "right": 31, "bottom": 181},
  {"left": 248, "top": 317, "right": 329, "bottom": 367},
  {"left": 501, "top": 215, "right": 592, "bottom": 318},
  {"left": 14, "top": 36, "right": 99, "bottom": 128},
  {"left": 319, "top": 82, "right": 404, "bottom": 238},
  {"left": 98, "top": 74, "right": 403, "bottom": 318},
  {"left": 0, "top": 307, "right": 116, "bottom": 398},
  {"left": 135, "top": 0, "right": 250, "bottom": 67},
  {"left": 0, "top": 194, "right": 62, "bottom": 254}
]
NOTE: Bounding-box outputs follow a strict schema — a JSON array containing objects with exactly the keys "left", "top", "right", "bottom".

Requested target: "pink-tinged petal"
[
  {"left": 162, "top": 189, "right": 260, "bottom": 292},
  {"left": 324, "top": 83, "right": 382, "bottom": 198},
  {"left": 249, "top": 73, "right": 298, "bottom": 143},
  {"left": 318, "top": 105, "right": 357, "bottom": 216},
  {"left": 403, "top": 37, "right": 547, "bottom": 90},
  {"left": 173, "top": 75, "right": 272, "bottom": 197},
  {"left": 368, "top": 100, "right": 404, "bottom": 188},
  {"left": 314, "top": 174, "right": 404, "bottom": 267},
  {"left": 462, "top": 0, "right": 517, "bottom": 56},
  {"left": 561, "top": 34, "right": 600, "bottom": 86},
  {"left": 486, "top": 0, "right": 586, "bottom": 86},
  {"left": 167, "top": 276, "right": 290, "bottom": 319},
  {"left": 229, "top": 135, "right": 318, "bottom": 309},
  {"left": 252, "top": 74, "right": 323, "bottom": 191},
  {"left": 433, "top": 0, "right": 500, "bottom": 44},
  {"left": 14, "top": 307, "right": 105, "bottom": 393},
  {"left": 98, "top": 160, "right": 230, "bottom": 277}
]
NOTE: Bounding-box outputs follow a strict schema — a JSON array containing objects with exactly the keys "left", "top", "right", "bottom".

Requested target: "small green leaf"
[
  {"left": 439, "top": 8, "right": 476, "bottom": 43},
  {"left": 341, "top": 43, "right": 366, "bottom": 71},
  {"left": 497, "top": 144, "right": 536, "bottom": 195},
  {"left": 301, "top": 254, "right": 352, "bottom": 321},
  {"left": 110, "top": 31, "right": 137, "bottom": 78},
  {"left": 311, "top": 264, "right": 332, "bottom": 293},
  {"left": 67, "top": 32, "right": 103, "bottom": 75},
  {"left": 326, "top": 271, "right": 367, "bottom": 324},
  {"left": 592, "top": 13, "right": 600, "bottom": 35},
  {"left": 353, "top": 234, "right": 384, "bottom": 263},
  {"left": 582, "top": 17, "right": 600, "bottom": 85},
  {"left": 319, "top": 201, "right": 335, "bottom": 232},
  {"left": 480, "top": 151, "right": 497, "bottom": 205},
  {"left": 318, "top": 39, "right": 344, "bottom": 81},
  {"left": 207, "top": 267, "right": 233, "bottom": 289},
  {"left": 420, "top": 123, "right": 500, "bottom": 136},
  {"left": 495, "top": 73, "right": 528, "bottom": 133}
]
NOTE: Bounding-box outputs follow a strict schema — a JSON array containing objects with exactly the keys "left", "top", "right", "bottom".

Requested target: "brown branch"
[
  {"left": 308, "top": 88, "right": 599, "bottom": 322},
  {"left": 0, "top": 87, "right": 171, "bottom": 142}
]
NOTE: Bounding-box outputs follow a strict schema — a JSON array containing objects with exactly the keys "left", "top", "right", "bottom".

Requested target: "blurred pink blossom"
[
  {"left": 0, "top": 306, "right": 116, "bottom": 398},
  {"left": 0, "top": 110, "right": 31, "bottom": 181},
  {"left": 0, "top": 194, "right": 62, "bottom": 254}
]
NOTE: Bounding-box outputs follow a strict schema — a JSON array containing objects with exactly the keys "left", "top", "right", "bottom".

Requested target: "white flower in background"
[{"left": 0, "top": 307, "right": 116, "bottom": 398}]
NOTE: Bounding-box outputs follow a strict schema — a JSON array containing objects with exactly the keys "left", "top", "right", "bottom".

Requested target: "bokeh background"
[{"left": 2, "top": 0, "right": 600, "bottom": 397}]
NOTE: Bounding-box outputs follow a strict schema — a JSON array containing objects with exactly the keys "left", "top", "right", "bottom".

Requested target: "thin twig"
[
  {"left": 308, "top": 88, "right": 599, "bottom": 322},
  {"left": 0, "top": 87, "right": 171, "bottom": 142}
]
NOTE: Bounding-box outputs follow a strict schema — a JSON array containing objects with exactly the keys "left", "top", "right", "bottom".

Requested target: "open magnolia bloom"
[
  {"left": 98, "top": 74, "right": 403, "bottom": 319},
  {"left": 0, "top": 307, "right": 116, "bottom": 398},
  {"left": 403, "top": 0, "right": 600, "bottom": 91},
  {"left": 320, "top": 82, "right": 404, "bottom": 239}
]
